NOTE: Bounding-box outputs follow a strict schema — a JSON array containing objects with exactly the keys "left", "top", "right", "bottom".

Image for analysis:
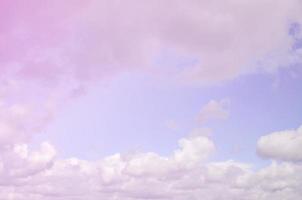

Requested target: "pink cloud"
[
  {"left": 0, "top": 0, "right": 300, "bottom": 146},
  {"left": 1, "top": 0, "right": 301, "bottom": 86},
  {"left": 0, "top": 1, "right": 301, "bottom": 199}
]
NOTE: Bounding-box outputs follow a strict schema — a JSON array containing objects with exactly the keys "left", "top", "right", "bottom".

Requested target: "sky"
[{"left": 0, "top": 0, "right": 302, "bottom": 200}]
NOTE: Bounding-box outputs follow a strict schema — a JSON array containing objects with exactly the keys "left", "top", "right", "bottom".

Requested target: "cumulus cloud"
[
  {"left": 257, "top": 125, "right": 302, "bottom": 162},
  {"left": 0, "top": 142, "right": 56, "bottom": 185},
  {"left": 0, "top": 135, "right": 216, "bottom": 199},
  {"left": 0, "top": 133, "right": 301, "bottom": 200},
  {"left": 197, "top": 99, "right": 230, "bottom": 124},
  {"left": 174, "top": 136, "right": 215, "bottom": 167}
]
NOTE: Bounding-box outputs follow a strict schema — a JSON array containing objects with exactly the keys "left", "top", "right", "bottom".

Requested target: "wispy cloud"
[{"left": 197, "top": 99, "right": 230, "bottom": 124}]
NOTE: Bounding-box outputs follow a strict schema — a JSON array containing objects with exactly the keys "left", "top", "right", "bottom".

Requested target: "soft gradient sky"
[{"left": 1, "top": 1, "right": 302, "bottom": 199}]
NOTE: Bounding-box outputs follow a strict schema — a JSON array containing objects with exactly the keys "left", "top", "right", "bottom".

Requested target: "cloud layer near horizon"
[{"left": 0, "top": 126, "right": 302, "bottom": 200}]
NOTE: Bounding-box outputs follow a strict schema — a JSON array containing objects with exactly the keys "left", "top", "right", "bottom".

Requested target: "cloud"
[
  {"left": 0, "top": 142, "right": 56, "bottom": 185},
  {"left": 0, "top": 0, "right": 301, "bottom": 145},
  {"left": 197, "top": 99, "right": 230, "bottom": 124},
  {"left": 0, "top": 85, "right": 60, "bottom": 146},
  {"left": 0, "top": 0, "right": 301, "bottom": 85},
  {"left": 0, "top": 133, "right": 301, "bottom": 199},
  {"left": 257, "top": 125, "right": 302, "bottom": 162},
  {"left": 0, "top": 1, "right": 302, "bottom": 199},
  {"left": 0, "top": 135, "right": 216, "bottom": 199},
  {"left": 174, "top": 136, "right": 215, "bottom": 167}
]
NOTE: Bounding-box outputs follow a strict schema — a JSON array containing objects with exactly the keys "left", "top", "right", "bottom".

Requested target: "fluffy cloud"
[
  {"left": 174, "top": 136, "right": 215, "bottom": 166},
  {"left": 0, "top": 131, "right": 300, "bottom": 200},
  {"left": 257, "top": 125, "right": 302, "bottom": 162},
  {"left": 0, "top": 135, "right": 216, "bottom": 199},
  {"left": 197, "top": 99, "right": 230, "bottom": 124},
  {"left": 241, "top": 162, "right": 302, "bottom": 200},
  {"left": 0, "top": 142, "right": 56, "bottom": 185}
]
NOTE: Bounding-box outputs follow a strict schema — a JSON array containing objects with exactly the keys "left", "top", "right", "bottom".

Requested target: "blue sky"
[
  {"left": 35, "top": 65, "right": 302, "bottom": 167},
  {"left": 1, "top": 1, "right": 302, "bottom": 199}
]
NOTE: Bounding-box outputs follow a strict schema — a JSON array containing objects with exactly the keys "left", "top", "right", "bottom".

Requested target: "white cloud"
[
  {"left": 0, "top": 1, "right": 301, "bottom": 199},
  {"left": 0, "top": 128, "right": 301, "bottom": 199},
  {"left": 257, "top": 125, "right": 302, "bottom": 162},
  {"left": 0, "top": 142, "right": 56, "bottom": 185},
  {"left": 197, "top": 99, "right": 230, "bottom": 124},
  {"left": 174, "top": 136, "right": 215, "bottom": 167}
]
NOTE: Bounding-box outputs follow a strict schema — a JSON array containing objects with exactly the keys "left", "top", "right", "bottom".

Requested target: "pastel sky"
[{"left": 1, "top": 1, "right": 302, "bottom": 199}]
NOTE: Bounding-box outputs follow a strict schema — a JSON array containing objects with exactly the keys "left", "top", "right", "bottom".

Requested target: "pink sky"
[{"left": 0, "top": 0, "right": 302, "bottom": 199}]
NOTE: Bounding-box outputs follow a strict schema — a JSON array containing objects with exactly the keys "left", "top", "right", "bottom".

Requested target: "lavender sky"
[{"left": 1, "top": 1, "right": 302, "bottom": 199}]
